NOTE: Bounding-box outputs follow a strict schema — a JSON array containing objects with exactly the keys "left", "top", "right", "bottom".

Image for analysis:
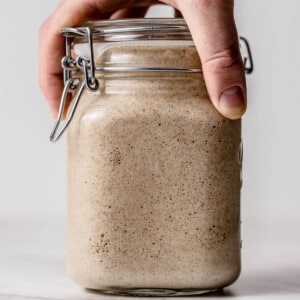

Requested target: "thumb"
[{"left": 177, "top": 0, "right": 246, "bottom": 119}]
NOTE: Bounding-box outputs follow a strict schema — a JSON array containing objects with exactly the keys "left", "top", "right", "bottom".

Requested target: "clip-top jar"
[{"left": 51, "top": 18, "right": 244, "bottom": 296}]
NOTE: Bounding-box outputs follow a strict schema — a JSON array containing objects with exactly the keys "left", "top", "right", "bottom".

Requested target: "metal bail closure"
[
  {"left": 50, "top": 26, "right": 99, "bottom": 143},
  {"left": 240, "top": 36, "right": 254, "bottom": 74},
  {"left": 50, "top": 79, "right": 85, "bottom": 143}
]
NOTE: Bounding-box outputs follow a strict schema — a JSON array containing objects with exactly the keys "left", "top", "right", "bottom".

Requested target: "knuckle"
[{"left": 203, "top": 47, "right": 243, "bottom": 74}]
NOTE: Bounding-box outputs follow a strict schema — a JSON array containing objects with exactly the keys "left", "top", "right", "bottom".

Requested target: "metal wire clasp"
[
  {"left": 240, "top": 36, "right": 254, "bottom": 74},
  {"left": 49, "top": 27, "right": 99, "bottom": 142}
]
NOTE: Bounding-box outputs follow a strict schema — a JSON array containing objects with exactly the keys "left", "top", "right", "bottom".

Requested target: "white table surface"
[{"left": 0, "top": 215, "right": 300, "bottom": 300}]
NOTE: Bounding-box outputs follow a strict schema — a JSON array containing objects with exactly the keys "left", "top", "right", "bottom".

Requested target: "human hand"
[{"left": 39, "top": 0, "right": 246, "bottom": 120}]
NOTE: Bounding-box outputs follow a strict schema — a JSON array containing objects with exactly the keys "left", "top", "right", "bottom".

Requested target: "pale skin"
[{"left": 39, "top": 0, "right": 246, "bottom": 120}]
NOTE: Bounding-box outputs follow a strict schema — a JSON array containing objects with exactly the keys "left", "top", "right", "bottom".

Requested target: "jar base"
[{"left": 87, "top": 287, "right": 220, "bottom": 297}]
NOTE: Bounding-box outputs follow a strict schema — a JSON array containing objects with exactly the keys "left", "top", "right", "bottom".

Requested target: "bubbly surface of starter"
[{"left": 67, "top": 43, "right": 241, "bottom": 291}]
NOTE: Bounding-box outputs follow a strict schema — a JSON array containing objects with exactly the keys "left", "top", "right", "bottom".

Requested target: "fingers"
[
  {"left": 39, "top": 0, "right": 158, "bottom": 117},
  {"left": 40, "top": 0, "right": 246, "bottom": 120},
  {"left": 175, "top": 0, "right": 246, "bottom": 119},
  {"left": 110, "top": 6, "right": 150, "bottom": 19},
  {"left": 39, "top": 1, "right": 105, "bottom": 117}
]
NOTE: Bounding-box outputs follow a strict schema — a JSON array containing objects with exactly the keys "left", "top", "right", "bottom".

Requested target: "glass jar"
[{"left": 51, "top": 19, "right": 243, "bottom": 296}]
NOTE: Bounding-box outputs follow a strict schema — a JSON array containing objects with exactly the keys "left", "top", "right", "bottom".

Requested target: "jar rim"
[{"left": 60, "top": 18, "right": 192, "bottom": 42}]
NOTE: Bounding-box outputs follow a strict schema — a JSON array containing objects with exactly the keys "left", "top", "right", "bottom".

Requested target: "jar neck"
[
  {"left": 97, "top": 73, "right": 207, "bottom": 97},
  {"left": 76, "top": 40, "right": 204, "bottom": 96},
  {"left": 75, "top": 40, "right": 202, "bottom": 71}
]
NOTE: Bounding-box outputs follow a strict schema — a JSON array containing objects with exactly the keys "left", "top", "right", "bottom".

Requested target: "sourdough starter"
[{"left": 66, "top": 43, "right": 241, "bottom": 294}]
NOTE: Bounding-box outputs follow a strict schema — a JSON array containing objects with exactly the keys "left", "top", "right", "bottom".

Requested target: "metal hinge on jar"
[
  {"left": 50, "top": 27, "right": 99, "bottom": 143},
  {"left": 240, "top": 36, "right": 254, "bottom": 74}
]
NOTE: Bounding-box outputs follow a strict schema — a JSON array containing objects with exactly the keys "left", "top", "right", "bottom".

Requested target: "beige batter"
[{"left": 66, "top": 43, "right": 241, "bottom": 294}]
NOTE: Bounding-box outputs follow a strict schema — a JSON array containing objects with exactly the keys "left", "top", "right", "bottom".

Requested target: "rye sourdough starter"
[{"left": 67, "top": 41, "right": 241, "bottom": 294}]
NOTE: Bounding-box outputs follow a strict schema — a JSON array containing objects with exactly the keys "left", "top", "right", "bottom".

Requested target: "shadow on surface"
[{"left": 231, "top": 266, "right": 300, "bottom": 297}]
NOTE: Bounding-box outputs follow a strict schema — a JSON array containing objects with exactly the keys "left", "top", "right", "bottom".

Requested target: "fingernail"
[{"left": 219, "top": 86, "right": 246, "bottom": 119}]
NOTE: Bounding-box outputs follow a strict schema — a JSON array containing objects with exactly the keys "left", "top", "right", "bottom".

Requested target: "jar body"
[{"left": 66, "top": 43, "right": 241, "bottom": 296}]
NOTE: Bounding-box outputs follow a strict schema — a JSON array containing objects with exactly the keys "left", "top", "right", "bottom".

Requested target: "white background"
[
  {"left": 0, "top": 1, "right": 299, "bottom": 220},
  {"left": 0, "top": 1, "right": 300, "bottom": 299}
]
